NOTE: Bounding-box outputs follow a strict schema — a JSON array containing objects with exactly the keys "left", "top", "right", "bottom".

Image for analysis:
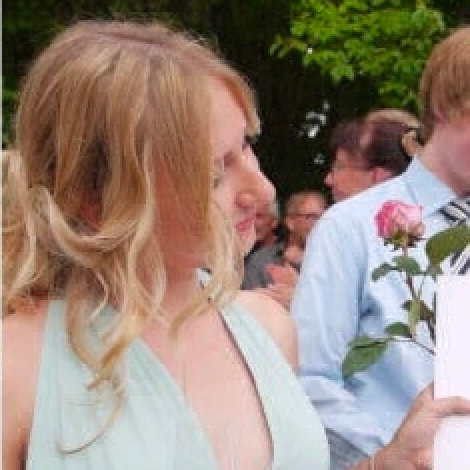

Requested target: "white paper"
[{"left": 434, "top": 275, "right": 470, "bottom": 470}]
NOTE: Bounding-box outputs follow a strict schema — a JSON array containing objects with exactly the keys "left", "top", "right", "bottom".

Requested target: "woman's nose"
[
  {"left": 258, "top": 172, "right": 276, "bottom": 206},
  {"left": 239, "top": 168, "right": 275, "bottom": 210}
]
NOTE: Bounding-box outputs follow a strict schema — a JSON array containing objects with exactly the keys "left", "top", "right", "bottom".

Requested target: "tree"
[
  {"left": 2, "top": 0, "right": 332, "bottom": 198},
  {"left": 2, "top": 0, "right": 464, "bottom": 198},
  {"left": 270, "top": 0, "right": 447, "bottom": 111}
]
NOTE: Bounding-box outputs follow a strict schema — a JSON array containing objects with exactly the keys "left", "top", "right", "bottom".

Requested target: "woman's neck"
[{"left": 161, "top": 268, "right": 203, "bottom": 318}]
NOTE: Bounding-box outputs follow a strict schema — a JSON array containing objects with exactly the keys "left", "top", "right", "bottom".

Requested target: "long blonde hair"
[{"left": 3, "top": 20, "right": 260, "bottom": 440}]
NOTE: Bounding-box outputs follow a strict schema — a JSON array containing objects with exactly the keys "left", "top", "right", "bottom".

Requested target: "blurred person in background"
[
  {"left": 291, "top": 27, "right": 470, "bottom": 470},
  {"left": 243, "top": 190, "right": 327, "bottom": 308},
  {"left": 325, "top": 113, "right": 416, "bottom": 202},
  {"left": 253, "top": 198, "right": 280, "bottom": 250}
]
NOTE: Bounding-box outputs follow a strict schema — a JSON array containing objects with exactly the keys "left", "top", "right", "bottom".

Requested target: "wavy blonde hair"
[{"left": 3, "top": 20, "right": 260, "bottom": 445}]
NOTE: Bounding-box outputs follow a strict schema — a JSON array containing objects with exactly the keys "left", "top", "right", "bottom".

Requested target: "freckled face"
[{"left": 209, "top": 79, "right": 275, "bottom": 254}]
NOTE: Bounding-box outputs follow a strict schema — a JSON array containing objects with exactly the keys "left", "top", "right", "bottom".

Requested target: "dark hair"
[
  {"left": 329, "top": 117, "right": 411, "bottom": 176},
  {"left": 328, "top": 119, "right": 361, "bottom": 159},
  {"left": 359, "top": 118, "right": 411, "bottom": 175}
]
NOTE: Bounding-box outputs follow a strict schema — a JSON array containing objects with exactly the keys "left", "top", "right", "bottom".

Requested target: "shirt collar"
[{"left": 403, "top": 157, "right": 457, "bottom": 217}]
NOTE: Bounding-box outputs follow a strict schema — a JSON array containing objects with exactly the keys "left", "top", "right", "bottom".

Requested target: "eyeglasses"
[
  {"left": 329, "top": 160, "right": 369, "bottom": 173},
  {"left": 288, "top": 212, "right": 322, "bottom": 221}
]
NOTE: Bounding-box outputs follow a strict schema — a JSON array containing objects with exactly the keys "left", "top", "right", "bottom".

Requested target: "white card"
[{"left": 434, "top": 275, "right": 470, "bottom": 470}]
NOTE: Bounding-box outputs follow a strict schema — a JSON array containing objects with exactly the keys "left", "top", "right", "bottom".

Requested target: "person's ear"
[{"left": 371, "top": 166, "right": 394, "bottom": 185}]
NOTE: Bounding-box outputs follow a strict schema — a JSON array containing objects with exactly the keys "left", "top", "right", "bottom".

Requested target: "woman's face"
[{"left": 209, "top": 79, "right": 275, "bottom": 254}]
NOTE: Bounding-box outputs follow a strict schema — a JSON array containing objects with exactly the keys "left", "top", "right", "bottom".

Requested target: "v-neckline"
[{"left": 132, "top": 303, "right": 277, "bottom": 470}]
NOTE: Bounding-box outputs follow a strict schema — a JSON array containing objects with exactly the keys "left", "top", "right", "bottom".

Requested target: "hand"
[
  {"left": 376, "top": 384, "right": 470, "bottom": 470},
  {"left": 265, "top": 262, "right": 298, "bottom": 286},
  {"left": 282, "top": 244, "right": 304, "bottom": 267},
  {"left": 256, "top": 283, "right": 294, "bottom": 310},
  {"left": 258, "top": 263, "right": 299, "bottom": 309}
]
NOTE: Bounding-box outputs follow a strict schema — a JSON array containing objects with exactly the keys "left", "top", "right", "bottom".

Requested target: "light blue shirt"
[{"left": 291, "top": 158, "right": 457, "bottom": 456}]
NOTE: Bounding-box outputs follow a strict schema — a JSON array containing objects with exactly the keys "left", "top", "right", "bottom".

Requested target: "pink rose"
[{"left": 375, "top": 200, "right": 424, "bottom": 241}]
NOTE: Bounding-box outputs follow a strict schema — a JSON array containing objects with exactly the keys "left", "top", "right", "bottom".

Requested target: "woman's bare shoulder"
[
  {"left": 2, "top": 298, "right": 49, "bottom": 469},
  {"left": 236, "top": 290, "right": 298, "bottom": 370},
  {"left": 3, "top": 298, "right": 50, "bottom": 353}
]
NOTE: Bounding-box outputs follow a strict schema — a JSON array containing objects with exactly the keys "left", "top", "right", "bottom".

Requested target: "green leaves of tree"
[{"left": 271, "top": 0, "right": 446, "bottom": 109}]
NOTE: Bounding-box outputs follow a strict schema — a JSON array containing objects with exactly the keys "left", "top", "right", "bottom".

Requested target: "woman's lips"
[{"left": 236, "top": 215, "right": 255, "bottom": 233}]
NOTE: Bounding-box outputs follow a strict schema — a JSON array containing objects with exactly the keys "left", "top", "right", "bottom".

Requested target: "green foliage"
[
  {"left": 343, "top": 223, "right": 469, "bottom": 379},
  {"left": 371, "top": 262, "right": 399, "bottom": 281},
  {"left": 392, "top": 255, "right": 422, "bottom": 276},
  {"left": 342, "top": 336, "right": 387, "bottom": 379},
  {"left": 385, "top": 322, "right": 411, "bottom": 338},
  {"left": 425, "top": 224, "right": 470, "bottom": 267},
  {"left": 2, "top": 0, "right": 462, "bottom": 197},
  {"left": 372, "top": 254, "right": 423, "bottom": 281},
  {"left": 271, "top": 0, "right": 447, "bottom": 109},
  {"left": 406, "top": 296, "right": 422, "bottom": 336}
]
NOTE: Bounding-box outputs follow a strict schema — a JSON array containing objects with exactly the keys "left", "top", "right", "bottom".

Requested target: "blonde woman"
[
  {"left": 2, "top": 20, "right": 328, "bottom": 470},
  {"left": 3, "top": 20, "right": 469, "bottom": 470}
]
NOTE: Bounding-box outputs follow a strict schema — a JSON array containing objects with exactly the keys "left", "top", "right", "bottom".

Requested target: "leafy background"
[{"left": 3, "top": 0, "right": 469, "bottom": 200}]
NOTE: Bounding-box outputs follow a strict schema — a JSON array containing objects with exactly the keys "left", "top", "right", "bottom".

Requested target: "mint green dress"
[{"left": 26, "top": 300, "right": 330, "bottom": 469}]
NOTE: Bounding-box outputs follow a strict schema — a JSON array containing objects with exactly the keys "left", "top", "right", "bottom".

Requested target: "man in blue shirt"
[{"left": 291, "top": 26, "right": 470, "bottom": 470}]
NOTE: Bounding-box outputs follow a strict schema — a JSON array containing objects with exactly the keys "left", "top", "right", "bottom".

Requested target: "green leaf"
[
  {"left": 404, "top": 297, "right": 421, "bottom": 336},
  {"left": 426, "top": 225, "right": 470, "bottom": 266},
  {"left": 402, "top": 297, "right": 434, "bottom": 323},
  {"left": 407, "top": 296, "right": 435, "bottom": 343},
  {"left": 426, "top": 264, "right": 443, "bottom": 281},
  {"left": 371, "top": 263, "right": 397, "bottom": 281},
  {"left": 342, "top": 340, "right": 387, "bottom": 380},
  {"left": 385, "top": 322, "right": 412, "bottom": 338},
  {"left": 392, "top": 255, "right": 422, "bottom": 276},
  {"left": 418, "top": 300, "right": 434, "bottom": 322},
  {"left": 348, "top": 335, "right": 385, "bottom": 348}
]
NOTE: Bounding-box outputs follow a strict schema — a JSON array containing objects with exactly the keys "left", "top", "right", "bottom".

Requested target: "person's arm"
[
  {"left": 350, "top": 385, "right": 470, "bottom": 470},
  {"left": 255, "top": 262, "right": 298, "bottom": 309},
  {"left": 257, "top": 282, "right": 294, "bottom": 310},
  {"left": 2, "top": 353, "right": 26, "bottom": 470},
  {"left": 2, "top": 302, "right": 47, "bottom": 470},
  {"left": 265, "top": 262, "right": 298, "bottom": 287},
  {"left": 238, "top": 289, "right": 298, "bottom": 370},
  {"left": 291, "top": 213, "right": 385, "bottom": 455}
]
